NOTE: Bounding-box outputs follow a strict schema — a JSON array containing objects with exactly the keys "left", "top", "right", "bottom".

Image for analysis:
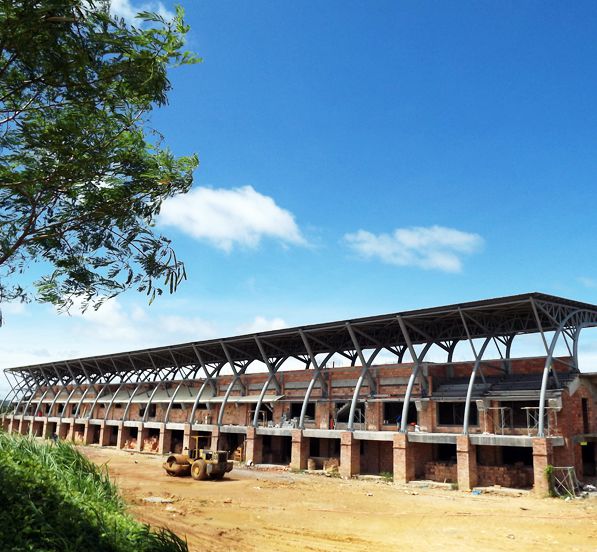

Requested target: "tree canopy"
[{"left": 0, "top": 0, "right": 199, "bottom": 313}]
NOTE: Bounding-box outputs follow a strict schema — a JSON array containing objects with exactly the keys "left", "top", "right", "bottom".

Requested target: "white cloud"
[
  {"left": 237, "top": 316, "right": 288, "bottom": 334},
  {"left": 64, "top": 297, "right": 218, "bottom": 344},
  {"left": 159, "top": 315, "right": 217, "bottom": 339},
  {"left": 578, "top": 276, "right": 597, "bottom": 289},
  {"left": 160, "top": 185, "right": 306, "bottom": 252},
  {"left": 344, "top": 225, "right": 484, "bottom": 273},
  {"left": 110, "top": 0, "right": 174, "bottom": 23},
  {"left": 0, "top": 303, "right": 27, "bottom": 317},
  {"left": 68, "top": 297, "right": 139, "bottom": 340}
]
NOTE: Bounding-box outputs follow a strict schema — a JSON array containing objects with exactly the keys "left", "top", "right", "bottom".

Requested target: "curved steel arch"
[
  {"left": 462, "top": 336, "right": 492, "bottom": 435},
  {"left": 85, "top": 372, "right": 121, "bottom": 420},
  {"left": 537, "top": 308, "right": 597, "bottom": 436},
  {"left": 298, "top": 330, "right": 334, "bottom": 429},
  {"left": 346, "top": 322, "right": 381, "bottom": 431},
  {"left": 21, "top": 369, "right": 51, "bottom": 418},
  {"left": 103, "top": 369, "right": 142, "bottom": 421},
  {"left": 59, "top": 363, "right": 89, "bottom": 421},
  {"left": 73, "top": 369, "right": 105, "bottom": 419},
  {"left": 8, "top": 372, "right": 37, "bottom": 417}
]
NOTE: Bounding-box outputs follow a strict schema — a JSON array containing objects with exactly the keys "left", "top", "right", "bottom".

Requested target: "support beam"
[
  {"left": 462, "top": 336, "right": 491, "bottom": 435},
  {"left": 346, "top": 322, "right": 380, "bottom": 431},
  {"left": 397, "top": 316, "right": 432, "bottom": 433},
  {"left": 217, "top": 342, "right": 250, "bottom": 426},
  {"left": 299, "top": 330, "right": 333, "bottom": 429}
]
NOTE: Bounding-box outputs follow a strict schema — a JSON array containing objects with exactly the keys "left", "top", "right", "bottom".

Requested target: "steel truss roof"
[
  {"left": 6, "top": 292, "right": 597, "bottom": 437},
  {"left": 5, "top": 292, "right": 597, "bottom": 382}
]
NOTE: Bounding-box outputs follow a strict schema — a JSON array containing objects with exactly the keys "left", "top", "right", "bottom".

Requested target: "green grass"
[{"left": 0, "top": 431, "right": 188, "bottom": 552}]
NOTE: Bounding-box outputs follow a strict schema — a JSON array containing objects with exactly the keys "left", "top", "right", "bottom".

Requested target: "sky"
[{"left": 3, "top": 0, "right": 597, "bottom": 393}]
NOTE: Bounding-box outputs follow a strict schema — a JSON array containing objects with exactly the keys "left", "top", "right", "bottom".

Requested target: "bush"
[{"left": 0, "top": 432, "right": 187, "bottom": 552}]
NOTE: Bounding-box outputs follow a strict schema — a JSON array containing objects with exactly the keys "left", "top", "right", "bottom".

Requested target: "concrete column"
[
  {"left": 317, "top": 402, "right": 333, "bottom": 430},
  {"left": 290, "top": 429, "right": 309, "bottom": 470},
  {"left": 340, "top": 431, "right": 360, "bottom": 478},
  {"left": 532, "top": 437, "right": 553, "bottom": 496},
  {"left": 456, "top": 435, "right": 477, "bottom": 491},
  {"left": 244, "top": 427, "right": 262, "bottom": 464},
  {"left": 19, "top": 419, "right": 29, "bottom": 435},
  {"left": 182, "top": 423, "right": 192, "bottom": 452},
  {"left": 116, "top": 423, "right": 126, "bottom": 449},
  {"left": 82, "top": 421, "right": 93, "bottom": 445},
  {"left": 393, "top": 433, "right": 415, "bottom": 483},
  {"left": 211, "top": 427, "right": 220, "bottom": 451},
  {"left": 133, "top": 424, "right": 143, "bottom": 452},
  {"left": 158, "top": 425, "right": 172, "bottom": 454},
  {"left": 99, "top": 422, "right": 111, "bottom": 446}
]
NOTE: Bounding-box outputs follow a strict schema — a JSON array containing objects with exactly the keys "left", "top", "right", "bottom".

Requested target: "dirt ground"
[{"left": 82, "top": 446, "right": 597, "bottom": 552}]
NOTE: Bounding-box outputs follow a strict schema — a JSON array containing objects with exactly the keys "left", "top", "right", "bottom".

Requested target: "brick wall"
[
  {"left": 477, "top": 465, "right": 533, "bottom": 489},
  {"left": 425, "top": 461, "right": 457, "bottom": 483}
]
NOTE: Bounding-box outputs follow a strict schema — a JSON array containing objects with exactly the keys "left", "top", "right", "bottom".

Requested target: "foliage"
[
  {"left": 379, "top": 471, "right": 393, "bottom": 483},
  {"left": 0, "top": 431, "right": 188, "bottom": 551},
  {"left": 544, "top": 464, "right": 556, "bottom": 497},
  {"left": 0, "top": 0, "right": 200, "bottom": 311}
]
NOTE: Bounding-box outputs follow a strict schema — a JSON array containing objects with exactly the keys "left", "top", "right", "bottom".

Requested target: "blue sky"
[{"left": 3, "top": 0, "right": 597, "bottom": 393}]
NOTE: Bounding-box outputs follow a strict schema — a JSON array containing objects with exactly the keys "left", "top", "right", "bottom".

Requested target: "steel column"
[
  {"left": 462, "top": 336, "right": 492, "bottom": 435},
  {"left": 346, "top": 322, "right": 381, "bottom": 431}
]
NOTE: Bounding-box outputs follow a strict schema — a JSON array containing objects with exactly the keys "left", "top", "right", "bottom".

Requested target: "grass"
[{"left": 0, "top": 431, "right": 188, "bottom": 552}]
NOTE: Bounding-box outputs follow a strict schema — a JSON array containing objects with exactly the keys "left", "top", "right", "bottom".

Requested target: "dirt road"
[{"left": 82, "top": 447, "right": 597, "bottom": 552}]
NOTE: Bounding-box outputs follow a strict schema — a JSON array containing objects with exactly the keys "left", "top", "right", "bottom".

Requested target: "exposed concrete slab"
[
  {"left": 220, "top": 425, "right": 247, "bottom": 434},
  {"left": 353, "top": 430, "right": 396, "bottom": 441},
  {"left": 573, "top": 433, "right": 597, "bottom": 443},
  {"left": 165, "top": 423, "right": 185, "bottom": 431},
  {"left": 303, "top": 429, "right": 343, "bottom": 439},
  {"left": 255, "top": 427, "right": 293, "bottom": 437},
  {"left": 470, "top": 434, "right": 564, "bottom": 447},
  {"left": 143, "top": 421, "right": 163, "bottom": 429},
  {"left": 470, "top": 434, "right": 533, "bottom": 447},
  {"left": 191, "top": 423, "right": 216, "bottom": 432},
  {"left": 407, "top": 432, "right": 458, "bottom": 444}
]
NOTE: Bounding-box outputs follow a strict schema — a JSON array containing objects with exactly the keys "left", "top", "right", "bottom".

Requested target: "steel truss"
[{"left": 3, "top": 293, "right": 597, "bottom": 437}]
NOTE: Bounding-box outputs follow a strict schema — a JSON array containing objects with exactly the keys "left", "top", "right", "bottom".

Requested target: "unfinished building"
[{"left": 3, "top": 293, "right": 597, "bottom": 494}]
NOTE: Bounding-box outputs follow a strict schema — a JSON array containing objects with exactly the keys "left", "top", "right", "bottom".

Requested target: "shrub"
[{"left": 0, "top": 432, "right": 187, "bottom": 552}]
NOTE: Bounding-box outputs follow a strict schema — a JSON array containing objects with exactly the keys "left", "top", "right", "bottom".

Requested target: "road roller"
[{"left": 162, "top": 437, "right": 233, "bottom": 481}]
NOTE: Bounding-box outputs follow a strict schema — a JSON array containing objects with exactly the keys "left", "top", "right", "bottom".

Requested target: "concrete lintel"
[
  {"left": 468, "top": 434, "right": 565, "bottom": 447},
  {"left": 143, "top": 421, "right": 163, "bottom": 429},
  {"left": 407, "top": 432, "right": 458, "bottom": 445},
  {"left": 123, "top": 420, "right": 142, "bottom": 428},
  {"left": 219, "top": 425, "right": 248, "bottom": 435},
  {"left": 88, "top": 419, "right": 103, "bottom": 425},
  {"left": 255, "top": 427, "right": 293, "bottom": 437},
  {"left": 191, "top": 423, "right": 216, "bottom": 432},
  {"left": 105, "top": 420, "right": 121, "bottom": 427},
  {"left": 573, "top": 433, "right": 597, "bottom": 443},
  {"left": 470, "top": 434, "right": 533, "bottom": 448},
  {"left": 165, "top": 422, "right": 185, "bottom": 431},
  {"left": 303, "top": 429, "right": 343, "bottom": 439},
  {"left": 353, "top": 430, "right": 396, "bottom": 442}
]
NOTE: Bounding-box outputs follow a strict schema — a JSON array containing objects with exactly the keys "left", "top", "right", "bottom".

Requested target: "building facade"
[{"left": 3, "top": 293, "right": 597, "bottom": 494}]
